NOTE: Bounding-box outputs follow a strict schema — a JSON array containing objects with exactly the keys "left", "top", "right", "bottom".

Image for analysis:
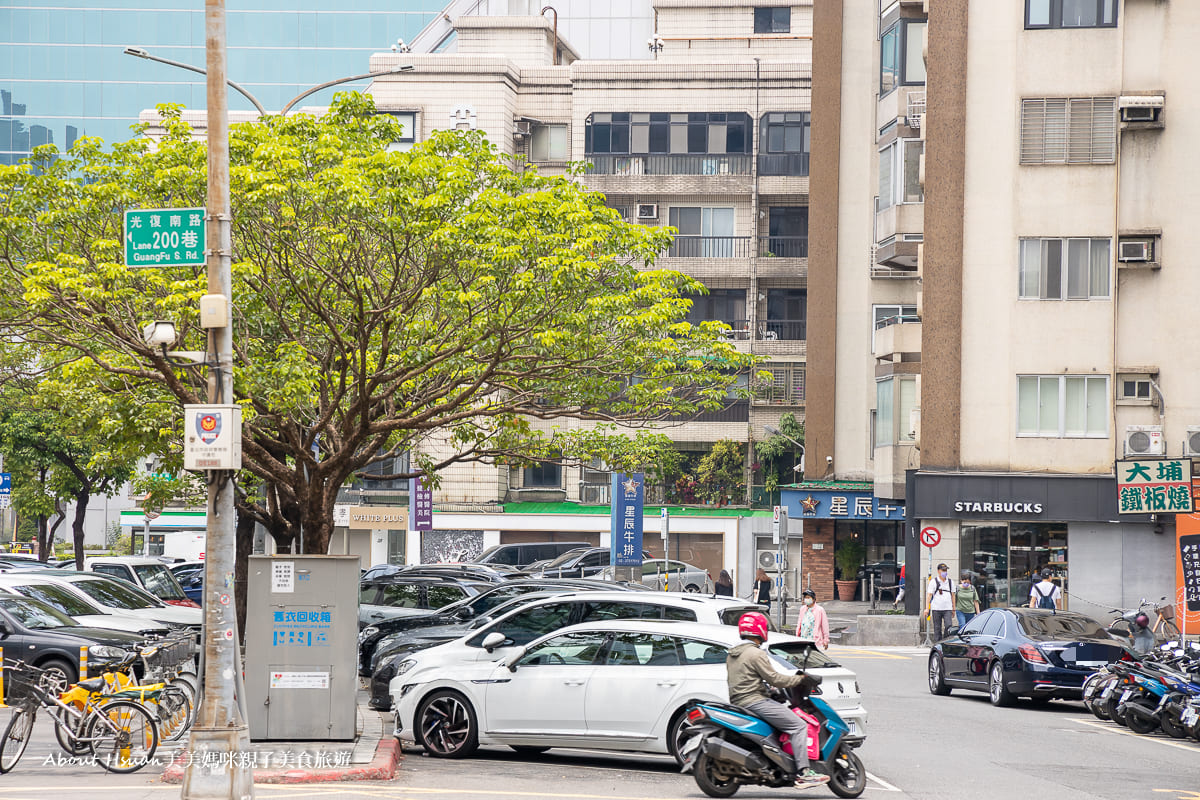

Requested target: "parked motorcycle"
[{"left": 680, "top": 671, "right": 866, "bottom": 798}]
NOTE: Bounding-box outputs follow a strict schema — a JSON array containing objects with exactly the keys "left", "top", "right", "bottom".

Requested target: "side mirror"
[
  {"left": 944, "top": 626, "right": 961, "bottom": 637},
  {"left": 454, "top": 607, "right": 475, "bottom": 619},
  {"left": 0, "top": 621, "right": 9, "bottom": 635},
  {"left": 503, "top": 647, "right": 527, "bottom": 672},
  {"left": 481, "top": 631, "right": 507, "bottom": 652}
]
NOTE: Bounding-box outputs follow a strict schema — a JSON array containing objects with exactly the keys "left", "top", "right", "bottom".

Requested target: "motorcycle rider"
[{"left": 728, "top": 611, "right": 829, "bottom": 789}]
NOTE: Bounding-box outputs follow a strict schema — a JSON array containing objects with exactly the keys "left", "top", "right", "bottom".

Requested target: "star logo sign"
[
  {"left": 621, "top": 476, "right": 641, "bottom": 497},
  {"left": 800, "top": 494, "right": 820, "bottom": 514}
]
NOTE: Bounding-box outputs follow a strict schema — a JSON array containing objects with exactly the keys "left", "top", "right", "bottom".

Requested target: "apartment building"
[
  {"left": 355, "top": 3, "right": 813, "bottom": 579},
  {"left": 808, "top": 0, "right": 1188, "bottom": 616}
]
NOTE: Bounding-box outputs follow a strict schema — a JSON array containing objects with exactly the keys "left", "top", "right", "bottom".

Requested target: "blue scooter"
[{"left": 679, "top": 672, "right": 866, "bottom": 798}]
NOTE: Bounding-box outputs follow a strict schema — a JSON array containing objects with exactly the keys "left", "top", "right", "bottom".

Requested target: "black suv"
[{"left": 530, "top": 547, "right": 653, "bottom": 579}]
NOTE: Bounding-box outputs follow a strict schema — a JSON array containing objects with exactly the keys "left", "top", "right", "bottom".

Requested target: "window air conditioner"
[
  {"left": 1118, "top": 240, "right": 1153, "bottom": 262},
  {"left": 513, "top": 120, "right": 532, "bottom": 137},
  {"left": 1184, "top": 427, "right": 1200, "bottom": 458},
  {"left": 1124, "top": 425, "right": 1164, "bottom": 456},
  {"left": 636, "top": 203, "right": 659, "bottom": 220},
  {"left": 1120, "top": 106, "right": 1159, "bottom": 123},
  {"left": 756, "top": 549, "right": 783, "bottom": 572}
]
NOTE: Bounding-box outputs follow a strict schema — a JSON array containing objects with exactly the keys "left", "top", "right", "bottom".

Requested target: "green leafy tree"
[
  {"left": 0, "top": 94, "right": 756, "bottom": 555},
  {"left": 695, "top": 439, "right": 746, "bottom": 504},
  {"left": 755, "top": 411, "right": 804, "bottom": 478}
]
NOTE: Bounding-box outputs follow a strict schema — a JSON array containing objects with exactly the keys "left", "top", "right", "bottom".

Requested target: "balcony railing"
[
  {"left": 667, "top": 236, "right": 752, "bottom": 258},
  {"left": 586, "top": 154, "right": 753, "bottom": 176},
  {"left": 757, "top": 319, "right": 807, "bottom": 341},
  {"left": 758, "top": 235, "right": 809, "bottom": 258},
  {"left": 752, "top": 386, "right": 804, "bottom": 405},
  {"left": 757, "top": 153, "right": 810, "bottom": 176}
]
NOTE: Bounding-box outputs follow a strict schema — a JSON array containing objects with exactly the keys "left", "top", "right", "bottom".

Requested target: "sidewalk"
[{"left": 160, "top": 687, "right": 399, "bottom": 784}]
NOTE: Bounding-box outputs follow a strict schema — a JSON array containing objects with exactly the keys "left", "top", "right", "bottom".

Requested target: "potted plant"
[{"left": 834, "top": 540, "right": 866, "bottom": 601}]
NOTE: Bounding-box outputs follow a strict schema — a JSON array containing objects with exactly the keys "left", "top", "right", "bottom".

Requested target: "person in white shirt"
[
  {"left": 1028, "top": 568, "right": 1061, "bottom": 610},
  {"left": 925, "top": 562, "right": 956, "bottom": 641}
]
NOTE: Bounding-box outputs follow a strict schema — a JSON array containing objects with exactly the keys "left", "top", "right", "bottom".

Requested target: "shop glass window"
[
  {"left": 875, "top": 376, "right": 917, "bottom": 446},
  {"left": 1019, "top": 238, "right": 1110, "bottom": 300},
  {"left": 878, "top": 140, "right": 924, "bottom": 210},
  {"left": 961, "top": 524, "right": 1010, "bottom": 608},
  {"left": 1025, "top": 0, "right": 1117, "bottom": 29},
  {"left": 584, "top": 112, "right": 751, "bottom": 156},
  {"left": 530, "top": 124, "right": 568, "bottom": 161},
  {"left": 754, "top": 7, "right": 791, "bottom": 33},
  {"left": 1010, "top": 522, "right": 1068, "bottom": 607},
  {"left": 1016, "top": 375, "right": 1107, "bottom": 437},
  {"left": 880, "top": 20, "right": 926, "bottom": 95}
]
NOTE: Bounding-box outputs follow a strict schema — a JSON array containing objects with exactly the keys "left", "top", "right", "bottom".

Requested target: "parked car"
[
  {"left": 529, "top": 547, "right": 653, "bottom": 580},
  {"left": 928, "top": 607, "right": 1129, "bottom": 706},
  {"left": 0, "top": 594, "right": 148, "bottom": 687},
  {"left": 370, "top": 591, "right": 771, "bottom": 710},
  {"left": 0, "top": 574, "right": 171, "bottom": 636},
  {"left": 62, "top": 556, "right": 199, "bottom": 608},
  {"left": 358, "top": 578, "right": 620, "bottom": 676},
  {"left": 595, "top": 558, "right": 712, "bottom": 592},
  {"left": 169, "top": 562, "right": 205, "bottom": 604},
  {"left": 37, "top": 571, "right": 203, "bottom": 635},
  {"left": 472, "top": 542, "right": 592, "bottom": 570},
  {"left": 392, "top": 619, "right": 866, "bottom": 764},
  {"left": 359, "top": 575, "right": 489, "bottom": 628}
]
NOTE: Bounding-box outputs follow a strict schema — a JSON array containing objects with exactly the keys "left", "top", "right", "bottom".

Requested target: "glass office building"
[{"left": 2, "top": 0, "right": 447, "bottom": 165}]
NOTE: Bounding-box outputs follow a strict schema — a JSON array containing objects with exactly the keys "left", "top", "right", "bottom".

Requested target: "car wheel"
[
  {"left": 684, "top": 584, "right": 701, "bottom": 594},
  {"left": 38, "top": 658, "right": 77, "bottom": 693},
  {"left": 666, "top": 709, "right": 693, "bottom": 765},
  {"left": 988, "top": 662, "right": 1015, "bottom": 707},
  {"left": 928, "top": 653, "right": 951, "bottom": 696},
  {"left": 416, "top": 690, "right": 478, "bottom": 758},
  {"left": 508, "top": 745, "right": 550, "bottom": 755}
]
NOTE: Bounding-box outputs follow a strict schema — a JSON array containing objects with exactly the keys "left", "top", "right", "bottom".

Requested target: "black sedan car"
[
  {"left": 528, "top": 547, "right": 654, "bottom": 579},
  {"left": 928, "top": 607, "right": 1129, "bottom": 706},
  {"left": 0, "top": 594, "right": 147, "bottom": 688}
]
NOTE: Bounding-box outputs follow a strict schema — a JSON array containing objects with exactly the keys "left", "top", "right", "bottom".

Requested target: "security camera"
[{"left": 825, "top": 455, "right": 834, "bottom": 464}]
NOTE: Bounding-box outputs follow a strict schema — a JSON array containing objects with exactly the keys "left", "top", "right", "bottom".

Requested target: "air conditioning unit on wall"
[
  {"left": 756, "top": 549, "right": 783, "bottom": 572},
  {"left": 1183, "top": 427, "right": 1200, "bottom": 458},
  {"left": 1125, "top": 425, "right": 1164, "bottom": 456}
]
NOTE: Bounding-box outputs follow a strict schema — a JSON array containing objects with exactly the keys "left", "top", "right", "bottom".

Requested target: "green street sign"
[{"left": 124, "top": 207, "right": 206, "bottom": 267}]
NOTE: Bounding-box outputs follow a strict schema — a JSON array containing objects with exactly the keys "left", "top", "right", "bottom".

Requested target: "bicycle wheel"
[
  {"left": 53, "top": 706, "right": 90, "bottom": 756},
  {"left": 0, "top": 706, "right": 37, "bottom": 774},
  {"left": 84, "top": 700, "right": 158, "bottom": 774},
  {"left": 155, "top": 685, "right": 194, "bottom": 742},
  {"left": 1159, "top": 620, "right": 1181, "bottom": 640}
]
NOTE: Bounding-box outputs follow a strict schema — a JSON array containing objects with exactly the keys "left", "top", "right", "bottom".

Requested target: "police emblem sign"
[{"left": 184, "top": 404, "right": 243, "bottom": 470}]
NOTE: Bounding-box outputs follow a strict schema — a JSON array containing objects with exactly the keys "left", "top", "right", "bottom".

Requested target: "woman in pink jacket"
[{"left": 797, "top": 589, "right": 830, "bottom": 650}]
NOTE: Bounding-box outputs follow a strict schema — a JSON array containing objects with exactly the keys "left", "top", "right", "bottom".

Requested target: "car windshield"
[
  {"left": 1017, "top": 613, "right": 1110, "bottom": 640},
  {"left": 133, "top": 564, "right": 188, "bottom": 601},
  {"left": 767, "top": 642, "right": 841, "bottom": 670},
  {"left": 71, "top": 577, "right": 163, "bottom": 609},
  {"left": 541, "top": 548, "right": 591, "bottom": 569},
  {"left": 13, "top": 582, "right": 101, "bottom": 617},
  {"left": 719, "top": 606, "right": 781, "bottom": 631},
  {"left": 0, "top": 595, "right": 78, "bottom": 629}
]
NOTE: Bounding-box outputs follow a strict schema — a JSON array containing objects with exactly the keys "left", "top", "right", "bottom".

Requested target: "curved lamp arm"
[{"left": 125, "top": 47, "right": 266, "bottom": 116}]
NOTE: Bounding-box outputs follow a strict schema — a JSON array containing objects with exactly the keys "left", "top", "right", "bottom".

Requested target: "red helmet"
[
  {"left": 1134, "top": 613, "right": 1150, "bottom": 629},
  {"left": 738, "top": 611, "right": 770, "bottom": 642}
]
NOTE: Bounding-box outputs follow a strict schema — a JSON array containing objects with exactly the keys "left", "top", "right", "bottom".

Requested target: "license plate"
[
  {"left": 846, "top": 720, "right": 859, "bottom": 735},
  {"left": 1120, "top": 688, "right": 1133, "bottom": 702},
  {"left": 1074, "top": 660, "right": 1108, "bottom": 667},
  {"left": 1101, "top": 684, "right": 1115, "bottom": 699},
  {"left": 1083, "top": 683, "right": 1095, "bottom": 699},
  {"left": 1183, "top": 708, "right": 1199, "bottom": 726}
]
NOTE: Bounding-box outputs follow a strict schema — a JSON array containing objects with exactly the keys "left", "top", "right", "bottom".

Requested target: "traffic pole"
[{"left": 181, "top": 1, "right": 253, "bottom": 797}]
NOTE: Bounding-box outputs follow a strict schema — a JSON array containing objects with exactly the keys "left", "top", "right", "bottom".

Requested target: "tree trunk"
[
  {"left": 36, "top": 515, "right": 49, "bottom": 559},
  {"left": 300, "top": 483, "right": 333, "bottom": 556},
  {"left": 44, "top": 508, "right": 65, "bottom": 562},
  {"left": 72, "top": 491, "right": 89, "bottom": 569},
  {"left": 234, "top": 509, "right": 255, "bottom": 644}
]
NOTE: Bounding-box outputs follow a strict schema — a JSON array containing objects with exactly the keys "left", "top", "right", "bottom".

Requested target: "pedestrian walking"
[
  {"left": 714, "top": 569, "right": 735, "bottom": 597},
  {"left": 753, "top": 568, "right": 773, "bottom": 612},
  {"left": 893, "top": 562, "right": 906, "bottom": 609},
  {"left": 925, "top": 562, "right": 956, "bottom": 641},
  {"left": 1028, "top": 568, "right": 1061, "bottom": 610},
  {"left": 797, "top": 589, "right": 830, "bottom": 650},
  {"left": 955, "top": 571, "right": 980, "bottom": 628}
]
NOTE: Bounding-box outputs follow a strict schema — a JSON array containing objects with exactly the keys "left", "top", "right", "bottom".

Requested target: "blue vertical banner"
[
  {"left": 0, "top": 473, "right": 10, "bottom": 510},
  {"left": 609, "top": 472, "right": 644, "bottom": 567},
  {"left": 409, "top": 476, "right": 433, "bottom": 531}
]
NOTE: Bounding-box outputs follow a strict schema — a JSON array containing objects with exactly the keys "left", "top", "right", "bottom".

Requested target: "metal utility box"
[{"left": 245, "top": 555, "right": 359, "bottom": 740}]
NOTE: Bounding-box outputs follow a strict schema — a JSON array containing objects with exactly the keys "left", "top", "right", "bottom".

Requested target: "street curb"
[{"left": 159, "top": 737, "right": 401, "bottom": 784}]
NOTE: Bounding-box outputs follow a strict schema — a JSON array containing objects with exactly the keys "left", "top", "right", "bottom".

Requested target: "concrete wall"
[{"left": 1068, "top": 521, "right": 1175, "bottom": 621}]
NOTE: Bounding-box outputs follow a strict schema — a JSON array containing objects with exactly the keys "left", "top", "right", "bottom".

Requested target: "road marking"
[
  {"left": 360, "top": 789, "right": 694, "bottom": 799},
  {"left": 1152, "top": 791, "right": 1200, "bottom": 800},
  {"left": 827, "top": 647, "right": 915, "bottom": 661},
  {"left": 1070, "top": 717, "right": 1200, "bottom": 755},
  {"left": 867, "top": 771, "right": 902, "bottom": 792}
]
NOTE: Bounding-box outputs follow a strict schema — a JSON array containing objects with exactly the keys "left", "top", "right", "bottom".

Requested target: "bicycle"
[{"left": 0, "top": 659, "right": 159, "bottom": 773}]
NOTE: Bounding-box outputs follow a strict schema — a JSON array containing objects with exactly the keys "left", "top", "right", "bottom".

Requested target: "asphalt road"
[{"left": 1, "top": 645, "right": 1198, "bottom": 799}]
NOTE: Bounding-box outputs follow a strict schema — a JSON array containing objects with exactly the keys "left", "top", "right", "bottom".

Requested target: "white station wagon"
[{"left": 392, "top": 619, "right": 866, "bottom": 765}]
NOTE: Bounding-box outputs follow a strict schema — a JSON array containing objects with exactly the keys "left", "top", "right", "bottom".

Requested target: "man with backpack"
[
  {"left": 924, "top": 562, "right": 956, "bottom": 641},
  {"left": 1028, "top": 568, "right": 1061, "bottom": 610}
]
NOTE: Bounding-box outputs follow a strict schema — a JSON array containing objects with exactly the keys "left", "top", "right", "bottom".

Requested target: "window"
[
  {"left": 382, "top": 111, "right": 417, "bottom": 152},
  {"left": 603, "top": 632, "right": 681, "bottom": 666},
  {"left": 1118, "top": 375, "right": 1153, "bottom": 402},
  {"left": 765, "top": 206, "right": 808, "bottom": 257},
  {"left": 757, "top": 362, "right": 805, "bottom": 405},
  {"left": 425, "top": 585, "right": 467, "bottom": 609},
  {"left": 679, "top": 638, "right": 728, "bottom": 665},
  {"left": 519, "top": 631, "right": 608, "bottom": 666},
  {"left": 1026, "top": 0, "right": 1117, "bottom": 29},
  {"left": 530, "top": 124, "right": 568, "bottom": 162},
  {"left": 585, "top": 112, "right": 751, "bottom": 156},
  {"left": 880, "top": 20, "right": 926, "bottom": 94},
  {"left": 668, "top": 206, "right": 736, "bottom": 257},
  {"left": 375, "top": 583, "right": 421, "bottom": 608},
  {"left": 1018, "top": 238, "right": 1110, "bottom": 299},
  {"left": 961, "top": 612, "right": 988, "bottom": 635},
  {"left": 981, "top": 612, "right": 1007, "bottom": 637},
  {"left": 878, "top": 140, "right": 924, "bottom": 209},
  {"left": 875, "top": 376, "right": 917, "bottom": 446},
  {"left": 1020, "top": 98, "right": 1117, "bottom": 165},
  {"left": 754, "top": 7, "right": 791, "bottom": 33},
  {"left": 578, "top": 600, "right": 653, "bottom": 622},
  {"left": 765, "top": 289, "right": 806, "bottom": 340},
  {"left": 523, "top": 460, "right": 562, "bottom": 488},
  {"left": 92, "top": 564, "right": 132, "bottom": 582},
  {"left": 686, "top": 289, "right": 746, "bottom": 328},
  {"left": 15, "top": 584, "right": 96, "bottom": 617},
  {"left": 1017, "top": 375, "right": 1107, "bottom": 437},
  {"left": 478, "top": 602, "right": 575, "bottom": 647},
  {"left": 759, "top": 112, "right": 810, "bottom": 176}
]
